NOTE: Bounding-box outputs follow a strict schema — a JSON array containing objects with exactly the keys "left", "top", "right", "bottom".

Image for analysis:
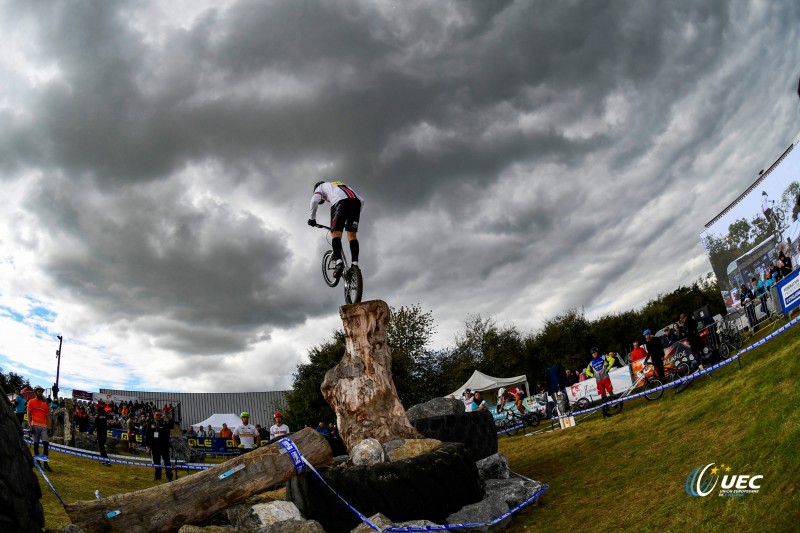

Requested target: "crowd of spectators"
[{"left": 72, "top": 400, "right": 177, "bottom": 449}]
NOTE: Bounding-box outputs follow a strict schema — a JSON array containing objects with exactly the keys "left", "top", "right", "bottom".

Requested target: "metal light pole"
[{"left": 53, "top": 335, "right": 63, "bottom": 399}]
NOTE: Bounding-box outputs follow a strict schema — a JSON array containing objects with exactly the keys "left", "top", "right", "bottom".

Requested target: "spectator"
[
  {"left": 94, "top": 402, "right": 111, "bottom": 467},
  {"left": 643, "top": 330, "right": 667, "bottom": 383},
  {"left": 678, "top": 312, "right": 703, "bottom": 358},
  {"left": 577, "top": 370, "right": 587, "bottom": 382},
  {"left": 234, "top": 412, "right": 260, "bottom": 453},
  {"left": 565, "top": 370, "right": 578, "bottom": 386},
  {"left": 328, "top": 422, "right": 339, "bottom": 440},
  {"left": 27, "top": 385, "right": 52, "bottom": 471},
  {"left": 663, "top": 326, "right": 677, "bottom": 347},
  {"left": 471, "top": 391, "right": 488, "bottom": 411},
  {"left": 585, "top": 347, "right": 615, "bottom": 403},
  {"left": 630, "top": 340, "right": 648, "bottom": 363},
  {"left": 186, "top": 426, "right": 197, "bottom": 438},
  {"left": 13, "top": 388, "right": 26, "bottom": 426},
  {"left": 127, "top": 415, "right": 137, "bottom": 453},
  {"left": 146, "top": 410, "right": 175, "bottom": 482},
  {"left": 461, "top": 389, "right": 474, "bottom": 412},
  {"left": 269, "top": 412, "right": 290, "bottom": 440},
  {"left": 206, "top": 425, "right": 215, "bottom": 438},
  {"left": 316, "top": 422, "right": 329, "bottom": 435},
  {"left": 256, "top": 423, "right": 269, "bottom": 441},
  {"left": 779, "top": 251, "right": 792, "bottom": 278},
  {"left": 197, "top": 426, "right": 207, "bottom": 437},
  {"left": 219, "top": 423, "right": 233, "bottom": 439}
]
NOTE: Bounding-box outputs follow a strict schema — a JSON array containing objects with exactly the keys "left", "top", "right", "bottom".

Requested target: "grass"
[{"left": 37, "top": 319, "right": 799, "bottom": 532}]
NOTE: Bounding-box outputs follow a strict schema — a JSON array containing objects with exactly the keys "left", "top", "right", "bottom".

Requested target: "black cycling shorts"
[{"left": 330, "top": 198, "right": 361, "bottom": 232}]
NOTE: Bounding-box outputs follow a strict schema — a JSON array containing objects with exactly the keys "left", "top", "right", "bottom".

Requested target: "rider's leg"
[
  {"left": 347, "top": 231, "right": 359, "bottom": 265},
  {"left": 331, "top": 230, "right": 343, "bottom": 261}
]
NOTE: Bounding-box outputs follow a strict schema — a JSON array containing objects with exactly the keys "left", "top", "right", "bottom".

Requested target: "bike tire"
[
  {"left": 344, "top": 265, "right": 363, "bottom": 304},
  {"left": 676, "top": 362, "right": 690, "bottom": 378},
  {"left": 525, "top": 413, "right": 540, "bottom": 428},
  {"left": 732, "top": 333, "right": 743, "bottom": 350},
  {"left": 505, "top": 417, "right": 520, "bottom": 437},
  {"left": 574, "top": 397, "right": 591, "bottom": 410},
  {"left": 644, "top": 378, "right": 663, "bottom": 400},
  {"left": 674, "top": 375, "right": 693, "bottom": 394},
  {"left": 776, "top": 208, "right": 786, "bottom": 223},
  {"left": 602, "top": 398, "right": 623, "bottom": 417},
  {"left": 718, "top": 342, "right": 731, "bottom": 360},
  {"left": 322, "top": 250, "right": 340, "bottom": 288}
]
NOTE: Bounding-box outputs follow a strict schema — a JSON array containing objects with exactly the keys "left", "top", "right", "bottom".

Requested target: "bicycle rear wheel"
[
  {"left": 731, "top": 333, "right": 743, "bottom": 350},
  {"left": 344, "top": 265, "right": 363, "bottom": 304},
  {"left": 322, "top": 250, "right": 340, "bottom": 287},
  {"left": 525, "top": 413, "right": 540, "bottom": 428},
  {"left": 602, "top": 397, "right": 623, "bottom": 417},
  {"left": 718, "top": 342, "right": 731, "bottom": 360},
  {"left": 505, "top": 416, "right": 520, "bottom": 436},
  {"left": 675, "top": 362, "right": 690, "bottom": 378},
  {"left": 644, "top": 378, "right": 663, "bottom": 400}
]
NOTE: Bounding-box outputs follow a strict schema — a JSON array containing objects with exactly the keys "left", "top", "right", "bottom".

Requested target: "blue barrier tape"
[
  {"left": 278, "top": 438, "right": 306, "bottom": 475},
  {"left": 33, "top": 458, "right": 65, "bottom": 507},
  {"left": 24, "top": 439, "right": 212, "bottom": 471}
]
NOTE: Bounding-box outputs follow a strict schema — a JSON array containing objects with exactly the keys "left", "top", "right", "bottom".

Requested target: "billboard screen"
[{"left": 700, "top": 134, "right": 800, "bottom": 312}]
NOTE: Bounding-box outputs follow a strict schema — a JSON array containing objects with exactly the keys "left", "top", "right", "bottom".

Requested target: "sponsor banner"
[
  {"left": 568, "top": 367, "right": 633, "bottom": 403},
  {"left": 778, "top": 267, "right": 800, "bottom": 314},
  {"left": 92, "top": 392, "right": 140, "bottom": 404},
  {"left": 100, "top": 428, "right": 237, "bottom": 452},
  {"left": 71, "top": 389, "right": 94, "bottom": 400},
  {"left": 630, "top": 341, "right": 694, "bottom": 380}
]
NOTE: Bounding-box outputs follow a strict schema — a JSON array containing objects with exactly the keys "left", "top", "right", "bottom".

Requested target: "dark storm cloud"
[{"left": 2, "top": 0, "right": 799, "bottom": 390}]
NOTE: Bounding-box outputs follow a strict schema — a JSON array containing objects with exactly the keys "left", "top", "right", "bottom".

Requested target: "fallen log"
[
  {"left": 65, "top": 427, "right": 332, "bottom": 533},
  {"left": 321, "top": 300, "right": 421, "bottom": 452}
]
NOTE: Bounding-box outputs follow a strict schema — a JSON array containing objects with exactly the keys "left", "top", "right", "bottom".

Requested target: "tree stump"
[
  {"left": 321, "top": 300, "right": 421, "bottom": 452},
  {"left": 65, "top": 427, "right": 332, "bottom": 533}
]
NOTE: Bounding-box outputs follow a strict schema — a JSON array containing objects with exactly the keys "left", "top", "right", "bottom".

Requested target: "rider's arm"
[
  {"left": 585, "top": 364, "right": 594, "bottom": 378},
  {"left": 309, "top": 192, "right": 323, "bottom": 221}
]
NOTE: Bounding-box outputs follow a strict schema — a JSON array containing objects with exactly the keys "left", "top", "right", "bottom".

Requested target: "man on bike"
[
  {"left": 308, "top": 181, "right": 364, "bottom": 278},
  {"left": 585, "top": 347, "right": 615, "bottom": 405}
]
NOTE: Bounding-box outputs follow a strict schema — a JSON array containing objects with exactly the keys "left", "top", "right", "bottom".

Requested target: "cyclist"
[
  {"left": 308, "top": 181, "right": 364, "bottom": 278},
  {"left": 233, "top": 411, "right": 260, "bottom": 453},
  {"left": 585, "top": 347, "right": 615, "bottom": 405},
  {"left": 761, "top": 191, "right": 777, "bottom": 228}
]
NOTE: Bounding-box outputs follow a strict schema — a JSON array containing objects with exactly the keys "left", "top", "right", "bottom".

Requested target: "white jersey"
[
  {"left": 270, "top": 423, "right": 290, "bottom": 440},
  {"left": 233, "top": 423, "right": 259, "bottom": 449},
  {"left": 309, "top": 181, "right": 364, "bottom": 220}
]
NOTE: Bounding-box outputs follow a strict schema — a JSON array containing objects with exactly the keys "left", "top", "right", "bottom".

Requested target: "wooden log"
[
  {"left": 65, "top": 427, "right": 332, "bottom": 533},
  {"left": 321, "top": 300, "right": 421, "bottom": 452}
]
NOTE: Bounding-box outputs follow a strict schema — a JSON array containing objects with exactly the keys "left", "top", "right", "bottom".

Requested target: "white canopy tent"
[
  {"left": 190, "top": 413, "right": 243, "bottom": 433},
  {"left": 448, "top": 370, "right": 529, "bottom": 404}
]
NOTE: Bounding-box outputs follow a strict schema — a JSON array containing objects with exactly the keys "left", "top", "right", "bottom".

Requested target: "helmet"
[
  {"left": 313, "top": 181, "right": 324, "bottom": 192},
  {"left": 273, "top": 412, "right": 283, "bottom": 419},
  {"left": 34, "top": 385, "right": 44, "bottom": 392},
  {"left": 590, "top": 347, "right": 599, "bottom": 354},
  {"left": 240, "top": 411, "right": 250, "bottom": 418}
]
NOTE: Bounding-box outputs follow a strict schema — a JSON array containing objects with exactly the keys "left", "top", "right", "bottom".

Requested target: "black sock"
[
  {"left": 34, "top": 443, "right": 40, "bottom": 456},
  {"left": 332, "top": 237, "right": 343, "bottom": 262},
  {"left": 350, "top": 239, "right": 359, "bottom": 263},
  {"left": 44, "top": 442, "right": 49, "bottom": 456}
]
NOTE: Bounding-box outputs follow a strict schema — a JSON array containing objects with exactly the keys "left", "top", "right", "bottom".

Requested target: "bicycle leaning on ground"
[
  {"left": 314, "top": 224, "right": 363, "bottom": 304},
  {"left": 573, "top": 359, "right": 664, "bottom": 417}
]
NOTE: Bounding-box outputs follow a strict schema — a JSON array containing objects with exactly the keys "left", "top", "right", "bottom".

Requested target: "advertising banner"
[
  {"left": 102, "top": 428, "right": 237, "bottom": 453},
  {"left": 71, "top": 389, "right": 94, "bottom": 400},
  {"left": 567, "top": 367, "right": 633, "bottom": 404},
  {"left": 92, "top": 392, "right": 140, "bottom": 404},
  {"left": 777, "top": 267, "right": 800, "bottom": 314},
  {"left": 700, "top": 135, "right": 800, "bottom": 311}
]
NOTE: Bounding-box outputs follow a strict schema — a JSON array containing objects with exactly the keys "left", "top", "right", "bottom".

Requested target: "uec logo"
[{"left": 686, "top": 463, "right": 763, "bottom": 497}]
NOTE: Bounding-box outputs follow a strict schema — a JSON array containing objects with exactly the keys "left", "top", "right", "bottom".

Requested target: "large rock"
[
  {"left": 446, "top": 496, "right": 510, "bottom": 533},
  {"left": 263, "top": 520, "right": 325, "bottom": 533},
  {"left": 475, "top": 453, "right": 510, "bottom": 483},
  {"left": 351, "top": 513, "right": 392, "bottom": 533},
  {"left": 485, "top": 478, "right": 542, "bottom": 508},
  {"left": 351, "top": 438, "right": 385, "bottom": 466},
  {"left": 170, "top": 437, "right": 205, "bottom": 463},
  {"left": 178, "top": 527, "right": 233, "bottom": 532},
  {"left": 71, "top": 433, "right": 121, "bottom": 454},
  {"left": 384, "top": 438, "right": 441, "bottom": 462},
  {"left": 406, "top": 398, "right": 465, "bottom": 421},
  {"left": 227, "top": 501, "right": 305, "bottom": 531}
]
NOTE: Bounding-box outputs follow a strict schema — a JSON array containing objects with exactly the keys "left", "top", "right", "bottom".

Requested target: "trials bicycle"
[
  {"left": 315, "top": 224, "right": 363, "bottom": 304},
  {"left": 573, "top": 360, "right": 664, "bottom": 417},
  {"left": 495, "top": 404, "right": 540, "bottom": 436}
]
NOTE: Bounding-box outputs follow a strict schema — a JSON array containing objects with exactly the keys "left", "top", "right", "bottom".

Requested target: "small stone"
[
  {"left": 386, "top": 439, "right": 442, "bottom": 462},
  {"left": 251, "top": 501, "right": 303, "bottom": 525},
  {"left": 262, "top": 519, "right": 326, "bottom": 533},
  {"left": 351, "top": 513, "right": 393, "bottom": 532},
  {"left": 351, "top": 438, "right": 385, "bottom": 466},
  {"left": 485, "top": 478, "right": 542, "bottom": 507}
]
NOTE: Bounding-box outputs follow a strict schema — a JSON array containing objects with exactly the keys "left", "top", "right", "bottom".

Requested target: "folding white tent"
[
  {"left": 448, "top": 370, "right": 529, "bottom": 404},
  {"left": 190, "top": 413, "right": 243, "bottom": 433}
]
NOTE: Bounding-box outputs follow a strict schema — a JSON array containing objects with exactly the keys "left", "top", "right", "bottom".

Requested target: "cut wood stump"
[
  {"left": 321, "top": 300, "right": 421, "bottom": 452},
  {"left": 65, "top": 427, "right": 332, "bottom": 533}
]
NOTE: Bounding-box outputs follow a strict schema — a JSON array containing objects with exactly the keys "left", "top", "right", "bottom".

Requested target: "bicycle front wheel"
[
  {"left": 731, "top": 333, "right": 743, "bottom": 350},
  {"left": 505, "top": 417, "right": 520, "bottom": 437},
  {"left": 675, "top": 362, "right": 690, "bottom": 378},
  {"left": 644, "top": 378, "right": 663, "bottom": 400},
  {"left": 602, "top": 398, "right": 623, "bottom": 417},
  {"left": 322, "top": 250, "right": 340, "bottom": 288},
  {"left": 718, "top": 342, "right": 731, "bottom": 360},
  {"left": 525, "top": 413, "right": 540, "bottom": 428},
  {"left": 344, "top": 265, "right": 363, "bottom": 304}
]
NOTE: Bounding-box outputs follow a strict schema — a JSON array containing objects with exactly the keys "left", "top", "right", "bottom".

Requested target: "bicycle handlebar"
[{"left": 314, "top": 224, "right": 331, "bottom": 230}]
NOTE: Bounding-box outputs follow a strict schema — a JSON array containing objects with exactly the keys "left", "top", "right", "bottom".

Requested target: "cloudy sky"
[{"left": 1, "top": 0, "right": 798, "bottom": 394}]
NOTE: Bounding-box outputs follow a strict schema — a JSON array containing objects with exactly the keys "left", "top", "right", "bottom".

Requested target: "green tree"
[
  {"left": 283, "top": 331, "right": 344, "bottom": 429},
  {"left": 386, "top": 304, "right": 439, "bottom": 407},
  {"left": 0, "top": 368, "right": 30, "bottom": 393}
]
